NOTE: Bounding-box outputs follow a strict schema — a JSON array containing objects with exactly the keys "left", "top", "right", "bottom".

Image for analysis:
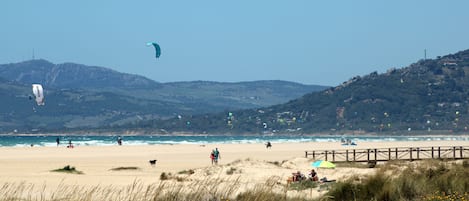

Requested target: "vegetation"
[
  {"left": 4, "top": 50, "right": 469, "bottom": 134},
  {"left": 177, "top": 169, "right": 195, "bottom": 175},
  {"left": 0, "top": 60, "right": 324, "bottom": 134},
  {"left": 323, "top": 160, "right": 469, "bottom": 201},
  {"left": 2, "top": 160, "right": 468, "bottom": 200},
  {"left": 226, "top": 167, "right": 238, "bottom": 175},
  {"left": 144, "top": 49, "right": 469, "bottom": 134},
  {"left": 159, "top": 172, "right": 171, "bottom": 180},
  {"left": 109, "top": 167, "right": 141, "bottom": 171},
  {"left": 51, "top": 165, "right": 83, "bottom": 174},
  {"left": 288, "top": 180, "right": 318, "bottom": 191}
]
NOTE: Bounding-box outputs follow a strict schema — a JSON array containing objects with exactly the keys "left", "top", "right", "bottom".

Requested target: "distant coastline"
[{"left": 0, "top": 134, "right": 467, "bottom": 147}]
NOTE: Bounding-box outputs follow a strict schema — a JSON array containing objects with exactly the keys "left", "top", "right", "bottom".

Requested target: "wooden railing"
[{"left": 305, "top": 146, "right": 469, "bottom": 162}]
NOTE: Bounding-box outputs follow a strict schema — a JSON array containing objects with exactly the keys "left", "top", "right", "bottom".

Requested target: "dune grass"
[
  {"left": 0, "top": 177, "right": 316, "bottom": 201},
  {"left": 177, "top": 169, "right": 195, "bottom": 175},
  {"left": 109, "top": 167, "right": 141, "bottom": 171},
  {"left": 50, "top": 165, "right": 83, "bottom": 174},
  {"left": 322, "top": 159, "right": 469, "bottom": 201},
  {"left": 4, "top": 160, "right": 468, "bottom": 201}
]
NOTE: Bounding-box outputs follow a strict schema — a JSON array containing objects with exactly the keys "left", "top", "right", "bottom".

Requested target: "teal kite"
[{"left": 146, "top": 42, "right": 161, "bottom": 59}]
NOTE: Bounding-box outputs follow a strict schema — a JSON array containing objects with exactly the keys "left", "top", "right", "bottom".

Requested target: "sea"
[{"left": 0, "top": 134, "right": 468, "bottom": 147}]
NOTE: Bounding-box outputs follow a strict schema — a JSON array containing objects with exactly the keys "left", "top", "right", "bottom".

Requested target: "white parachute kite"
[{"left": 32, "top": 84, "right": 45, "bottom": 106}]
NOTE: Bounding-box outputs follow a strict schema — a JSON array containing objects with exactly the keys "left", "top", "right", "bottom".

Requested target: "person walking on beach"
[
  {"left": 56, "top": 137, "right": 60, "bottom": 146},
  {"left": 117, "top": 136, "right": 122, "bottom": 146},
  {"left": 210, "top": 151, "right": 216, "bottom": 165},
  {"left": 214, "top": 148, "right": 220, "bottom": 165}
]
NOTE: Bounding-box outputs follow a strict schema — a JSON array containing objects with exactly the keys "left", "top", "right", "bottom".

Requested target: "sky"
[{"left": 1, "top": 1, "right": 469, "bottom": 86}]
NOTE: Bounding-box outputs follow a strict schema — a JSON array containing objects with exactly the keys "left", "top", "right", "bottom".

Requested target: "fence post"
[
  {"left": 346, "top": 150, "right": 349, "bottom": 162},
  {"left": 395, "top": 148, "right": 398, "bottom": 159},
  {"left": 453, "top": 147, "right": 456, "bottom": 160},
  {"left": 388, "top": 148, "right": 391, "bottom": 160},
  {"left": 438, "top": 147, "right": 441, "bottom": 159},
  {"left": 431, "top": 147, "right": 434, "bottom": 159},
  {"left": 375, "top": 149, "right": 378, "bottom": 161},
  {"left": 367, "top": 149, "right": 370, "bottom": 162},
  {"left": 325, "top": 151, "right": 328, "bottom": 161},
  {"left": 332, "top": 150, "right": 335, "bottom": 162},
  {"left": 353, "top": 149, "right": 356, "bottom": 162},
  {"left": 460, "top": 146, "right": 463, "bottom": 159},
  {"left": 417, "top": 148, "right": 420, "bottom": 160},
  {"left": 409, "top": 148, "right": 413, "bottom": 161},
  {"left": 313, "top": 151, "right": 315, "bottom": 159}
]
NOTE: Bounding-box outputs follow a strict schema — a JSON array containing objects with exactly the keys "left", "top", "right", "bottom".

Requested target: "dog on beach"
[{"left": 149, "top": 159, "right": 157, "bottom": 166}]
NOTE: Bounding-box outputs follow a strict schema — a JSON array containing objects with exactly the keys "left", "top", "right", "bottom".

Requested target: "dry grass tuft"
[{"left": 109, "top": 167, "right": 141, "bottom": 171}]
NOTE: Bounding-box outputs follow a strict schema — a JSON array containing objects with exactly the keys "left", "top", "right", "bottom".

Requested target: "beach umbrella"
[{"left": 311, "top": 160, "right": 336, "bottom": 168}]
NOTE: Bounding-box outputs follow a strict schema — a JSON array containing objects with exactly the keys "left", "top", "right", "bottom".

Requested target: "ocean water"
[{"left": 0, "top": 135, "right": 468, "bottom": 147}]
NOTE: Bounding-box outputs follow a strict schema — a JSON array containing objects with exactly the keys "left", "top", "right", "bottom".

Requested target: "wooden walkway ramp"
[{"left": 305, "top": 146, "right": 469, "bottom": 162}]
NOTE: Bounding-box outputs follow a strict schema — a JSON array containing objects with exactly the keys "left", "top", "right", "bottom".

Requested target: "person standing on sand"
[
  {"left": 56, "top": 137, "right": 60, "bottom": 146},
  {"left": 214, "top": 148, "right": 220, "bottom": 165},
  {"left": 117, "top": 136, "right": 122, "bottom": 146},
  {"left": 210, "top": 151, "right": 215, "bottom": 165}
]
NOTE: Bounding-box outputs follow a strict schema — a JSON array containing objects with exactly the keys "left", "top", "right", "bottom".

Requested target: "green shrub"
[
  {"left": 226, "top": 167, "right": 237, "bottom": 175},
  {"left": 324, "top": 160, "right": 469, "bottom": 201},
  {"left": 109, "top": 167, "right": 140, "bottom": 171},
  {"left": 177, "top": 169, "right": 195, "bottom": 175},
  {"left": 288, "top": 180, "right": 318, "bottom": 191},
  {"left": 51, "top": 165, "right": 83, "bottom": 174},
  {"left": 160, "top": 172, "right": 171, "bottom": 180}
]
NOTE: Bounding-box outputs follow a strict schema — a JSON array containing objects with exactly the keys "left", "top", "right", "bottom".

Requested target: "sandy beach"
[{"left": 0, "top": 140, "right": 468, "bottom": 198}]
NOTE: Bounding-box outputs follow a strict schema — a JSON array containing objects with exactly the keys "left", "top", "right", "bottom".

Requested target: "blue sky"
[{"left": 1, "top": 1, "right": 469, "bottom": 86}]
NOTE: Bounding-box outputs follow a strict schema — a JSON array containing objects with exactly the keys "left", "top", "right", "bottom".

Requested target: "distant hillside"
[
  {"left": 0, "top": 79, "right": 192, "bottom": 133},
  {"left": 131, "top": 49, "right": 469, "bottom": 134},
  {"left": 0, "top": 59, "right": 158, "bottom": 89},
  {"left": 0, "top": 60, "right": 327, "bottom": 110},
  {"left": 0, "top": 60, "right": 327, "bottom": 133}
]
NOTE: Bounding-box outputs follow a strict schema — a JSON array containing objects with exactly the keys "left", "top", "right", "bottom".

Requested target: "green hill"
[
  {"left": 132, "top": 49, "right": 469, "bottom": 134},
  {"left": 0, "top": 60, "right": 326, "bottom": 133}
]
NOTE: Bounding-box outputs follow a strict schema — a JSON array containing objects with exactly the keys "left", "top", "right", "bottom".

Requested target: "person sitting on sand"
[
  {"left": 67, "top": 140, "right": 74, "bottom": 148},
  {"left": 292, "top": 171, "right": 305, "bottom": 182},
  {"left": 309, "top": 169, "right": 318, "bottom": 181},
  {"left": 265, "top": 141, "right": 272, "bottom": 149}
]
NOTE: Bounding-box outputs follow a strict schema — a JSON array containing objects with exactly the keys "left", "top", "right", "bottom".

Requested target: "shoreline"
[
  {"left": 1, "top": 132, "right": 469, "bottom": 137},
  {"left": 0, "top": 134, "right": 468, "bottom": 148}
]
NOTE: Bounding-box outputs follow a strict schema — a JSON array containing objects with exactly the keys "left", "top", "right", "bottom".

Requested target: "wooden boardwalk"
[{"left": 305, "top": 146, "right": 469, "bottom": 162}]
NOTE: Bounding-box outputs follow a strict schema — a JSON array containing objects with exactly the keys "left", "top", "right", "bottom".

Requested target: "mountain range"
[
  {"left": 0, "top": 60, "right": 327, "bottom": 133},
  {"left": 126, "top": 49, "right": 469, "bottom": 135}
]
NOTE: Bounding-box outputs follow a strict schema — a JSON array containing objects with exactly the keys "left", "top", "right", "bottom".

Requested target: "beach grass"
[
  {"left": 50, "top": 165, "right": 83, "bottom": 174},
  {"left": 322, "top": 159, "right": 469, "bottom": 201},
  {"left": 288, "top": 180, "right": 318, "bottom": 191},
  {"left": 109, "top": 167, "right": 141, "bottom": 171},
  {"left": 177, "top": 169, "right": 195, "bottom": 175},
  {"left": 3, "top": 159, "right": 468, "bottom": 201},
  {"left": 0, "top": 176, "right": 320, "bottom": 201}
]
